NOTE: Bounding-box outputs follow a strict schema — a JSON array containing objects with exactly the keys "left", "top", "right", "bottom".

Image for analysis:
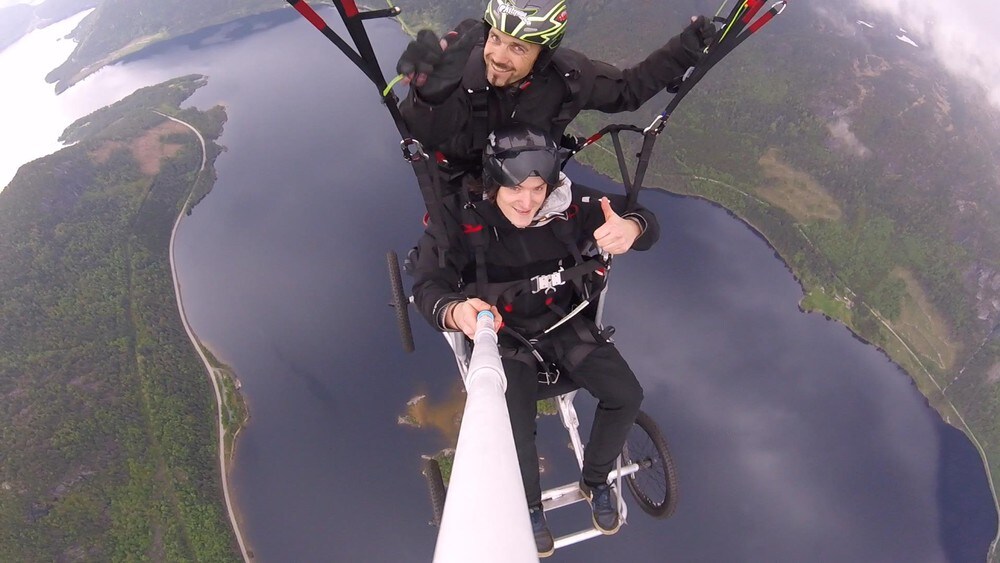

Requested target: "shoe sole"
[
  {"left": 534, "top": 511, "right": 555, "bottom": 557},
  {"left": 536, "top": 529, "right": 554, "bottom": 558},
  {"left": 580, "top": 483, "right": 621, "bottom": 535},
  {"left": 592, "top": 515, "right": 621, "bottom": 535}
]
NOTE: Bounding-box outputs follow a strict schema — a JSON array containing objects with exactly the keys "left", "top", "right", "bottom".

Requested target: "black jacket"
[
  {"left": 411, "top": 181, "right": 659, "bottom": 335},
  {"left": 400, "top": 20, "right": 699, "bottom": 174}
]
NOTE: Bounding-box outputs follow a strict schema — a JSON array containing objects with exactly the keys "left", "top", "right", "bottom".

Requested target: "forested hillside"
[
  {"left": 45, "top": 0, "right": 299, "bottom": 92},
  {"left": 0, "top": 75, "right": 240, "bottom": 560},
  {"left": 0, "top": 0, "right": 98, "bottom": 52},
  {"left": 395, "top": 0, "right": 1000, "bottom": 522}
]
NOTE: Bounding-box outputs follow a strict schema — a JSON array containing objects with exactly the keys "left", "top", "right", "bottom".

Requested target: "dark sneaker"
[
  {"left": 529, "top": 505, "right": 555, "bottom": 557},
  {"left": 580, "top": 480, "right": 621, "bottom": 534}
]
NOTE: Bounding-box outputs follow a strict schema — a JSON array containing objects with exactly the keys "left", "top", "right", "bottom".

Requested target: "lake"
[{"left": 5, "top": 6, "right": 997, "bottom": 562}]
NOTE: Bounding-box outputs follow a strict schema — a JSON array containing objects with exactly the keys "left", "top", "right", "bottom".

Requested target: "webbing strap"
[
  {"left": 414, "top": 152, "right": 454, "bottom": 268},
  {"left": 465, "top": 257, "right": 606, "bottom": 308},
  {"left": 287, "top": 1, "right": 471, "bottom": 267},
  {"left": 469, "top": 87, "right": 491, "bottom": 152}
]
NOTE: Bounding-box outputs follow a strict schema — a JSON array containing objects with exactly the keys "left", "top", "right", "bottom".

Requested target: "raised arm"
[
  {"left": 576, "top": 16, "right": 716, "bottom": 113},
  {"left": 397, "top": 20, "right": 483, "bottom": 148}
]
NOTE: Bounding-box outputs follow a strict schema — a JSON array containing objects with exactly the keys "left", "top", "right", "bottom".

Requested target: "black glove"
[
  {"left": 397, "top": 29, "right": 444, "bottom": 86},
  {"left": 396, "top": 28, "right": 479, "bottom": 104},
  {"left": 666, "top": 16, "right": 717, "bottom": 93},
  {"left": 678, "top": 15, "right": 717, "bottom": 61}
]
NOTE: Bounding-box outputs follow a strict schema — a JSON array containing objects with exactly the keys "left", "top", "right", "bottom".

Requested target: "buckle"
[
  {"left": 399, "top": 138, "right": 428, "bottom": 162},
  {"left": 643, "top": 113, "right": 665, "bottom": 136},
  {"left": 538, "top": 367, "right": 560, "bottom": 385},
  {"left": 531, "top": 268, "right": 565, "bottom": 294}
]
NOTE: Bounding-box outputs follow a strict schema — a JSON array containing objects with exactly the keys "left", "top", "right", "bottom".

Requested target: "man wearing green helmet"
[
  {"left": 396, "top": 0, "right": 716, "bottom": 185},
  {"left": 484, "top": 0, "right": 568, "bottom": 50}
]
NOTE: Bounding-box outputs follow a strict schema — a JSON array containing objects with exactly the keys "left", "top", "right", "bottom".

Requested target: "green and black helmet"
[{"left": 484, "top": 0, "right": 569, "bottom": 50}]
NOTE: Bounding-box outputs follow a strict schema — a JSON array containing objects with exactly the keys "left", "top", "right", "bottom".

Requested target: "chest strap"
[{"left": 464, "top": 256, "right": 607, "bottom": 306}]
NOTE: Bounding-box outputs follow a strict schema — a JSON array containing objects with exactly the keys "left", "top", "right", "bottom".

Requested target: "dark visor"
[{"left": 491, "top": 147, "right": 560, "bottom": 187}]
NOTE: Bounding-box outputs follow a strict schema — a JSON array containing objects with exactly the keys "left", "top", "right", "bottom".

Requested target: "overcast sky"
[
  {"left": 1, "top": 0, "right": 998, "bottom": 107},
  {"left": 855, "top": 0, "right": 1000, "bottom": 108},
  {"left": 0, "top": 0, "right": 43, "bottom": 7}
]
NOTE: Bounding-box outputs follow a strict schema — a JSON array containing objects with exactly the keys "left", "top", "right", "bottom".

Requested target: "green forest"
[{"left": 0, "top": 75, "right": 241, "bottom": 560}]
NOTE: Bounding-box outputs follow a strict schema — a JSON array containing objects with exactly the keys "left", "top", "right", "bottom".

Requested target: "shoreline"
[{"left": 161, "top": 111, "right": 252, "bottom": 562}]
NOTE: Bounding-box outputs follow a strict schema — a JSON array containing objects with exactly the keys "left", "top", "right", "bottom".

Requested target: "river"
[{"left": 3, "top": 7, "right": 997, "bottom": 562}]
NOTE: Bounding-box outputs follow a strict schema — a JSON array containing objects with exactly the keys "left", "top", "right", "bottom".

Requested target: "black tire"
[
  {"left": 386, "top": 250, "right": 415, "bottom": 353},
  {"left": 422, "top": 457, "right": 447, "bottom": 527},
  {"left": 622, "top": 410, "right": 678, "bottom": 518}
]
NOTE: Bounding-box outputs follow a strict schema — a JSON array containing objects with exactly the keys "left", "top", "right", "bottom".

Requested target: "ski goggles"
[{"left": 486, "top": 146, "right": 560, "bottom": 187}]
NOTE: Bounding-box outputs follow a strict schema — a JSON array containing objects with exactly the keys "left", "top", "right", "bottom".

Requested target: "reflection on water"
[
  {"left": 8, "top": 7, "right": 995, "bottom": 562},
  {"left": 400, "top": 383, "right": 466, "bottom": 446},
  {"left": 0, "top": 9, "right": 92, "bottom": 189}
]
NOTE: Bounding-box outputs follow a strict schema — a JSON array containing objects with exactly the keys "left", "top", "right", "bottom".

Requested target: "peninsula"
[{"left": 0, "top": 75, "right": 245, "bottom": 561}]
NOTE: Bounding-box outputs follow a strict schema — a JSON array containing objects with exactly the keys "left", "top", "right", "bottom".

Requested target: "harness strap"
[
  {"left": 551, "top": 215, "right": 591, "bottom": 295},
  {"left": 499, "top": 326, "right": 560, "bottom": 383},
  {"left": 465, "top": 256, "right": 607, "bottom": 306},
  {"left": 416, "top": 151, "right": 455, "bottom": 268},
  {"left": 452, "top": 176, "right": 487, "bottom": 291},
  {"left": 499, "top": 315, "right": 605, "bottom": 385},
  {"left": 468, "top": 86, "right": 490, "bottom": 152},
  {"left": 562, "top": 316, "right": 604, "bottom": 372}
]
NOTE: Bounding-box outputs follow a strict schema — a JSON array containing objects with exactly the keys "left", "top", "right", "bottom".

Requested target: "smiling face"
[
  {"left": 483, "top": 28, "right": 542, "bottom": 88},
  {"left": 494, "top": 175, "right": 549, "bottom": 228}
]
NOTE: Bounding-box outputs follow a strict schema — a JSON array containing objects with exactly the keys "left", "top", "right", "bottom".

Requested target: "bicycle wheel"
[
  {"left": 421, "top": 457, "right": 447, "bottom": 527},
  {"left": 622, "top": 410, "right": 678, "bottom": 518},
  {"left": 386, "top": 250, "right": 415, "bottom": 353}
]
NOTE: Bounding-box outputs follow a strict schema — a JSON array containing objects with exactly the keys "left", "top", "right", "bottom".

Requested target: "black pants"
[{"left": 502, "top": 334, "right": 644, "bottom": 508}]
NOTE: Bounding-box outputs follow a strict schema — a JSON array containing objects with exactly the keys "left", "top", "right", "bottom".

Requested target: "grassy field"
[{"left": 755, "top": 148, "right": 842, "bottom": 222}]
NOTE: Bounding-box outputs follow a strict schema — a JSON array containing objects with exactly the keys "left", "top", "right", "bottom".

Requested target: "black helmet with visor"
[{"left": 483, "top": 124, "right": 561, "bottom": 191}]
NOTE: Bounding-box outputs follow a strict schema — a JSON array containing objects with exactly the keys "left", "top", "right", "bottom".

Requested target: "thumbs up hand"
[{"left": 593, "top": 198, "right": 642, "bottom": 255}]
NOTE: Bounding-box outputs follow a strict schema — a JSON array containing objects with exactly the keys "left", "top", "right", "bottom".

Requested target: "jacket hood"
[{"left": 530, "top": 173, "right": 572, "bottom": 227}]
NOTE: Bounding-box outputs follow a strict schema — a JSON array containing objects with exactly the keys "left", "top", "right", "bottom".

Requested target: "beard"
[{"left": 485, "top": 58, "right": 522, "bottom": 88}]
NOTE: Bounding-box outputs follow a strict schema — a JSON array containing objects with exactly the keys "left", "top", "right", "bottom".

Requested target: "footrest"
[
  {"left": 541, "top": 480, "right": 627, "bottom": 552},
  {"left": 540, "top": 482, "right": 587, "bottom": 511},
  {"left": 553, "top": 527, "right": 603, "bottom": 550}
]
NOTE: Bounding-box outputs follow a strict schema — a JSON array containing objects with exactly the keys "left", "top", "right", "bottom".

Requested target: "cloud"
[
  {"left": 856, "top": 0, "right": 1000, "bottom": 108},
  {"left": 813, "top": 4, "right": 862, "bottom": 39},
  {"left": 827, "top": 117, "right": 872, "bottom": 157}
]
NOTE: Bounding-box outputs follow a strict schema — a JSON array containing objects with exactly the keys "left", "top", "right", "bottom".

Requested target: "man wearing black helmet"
[
  {"left": 396, "top": 0, "right": 716, "bottom": 182},
  {"left": 411, "top": 125, "right": 660, "bottom": 556}
]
